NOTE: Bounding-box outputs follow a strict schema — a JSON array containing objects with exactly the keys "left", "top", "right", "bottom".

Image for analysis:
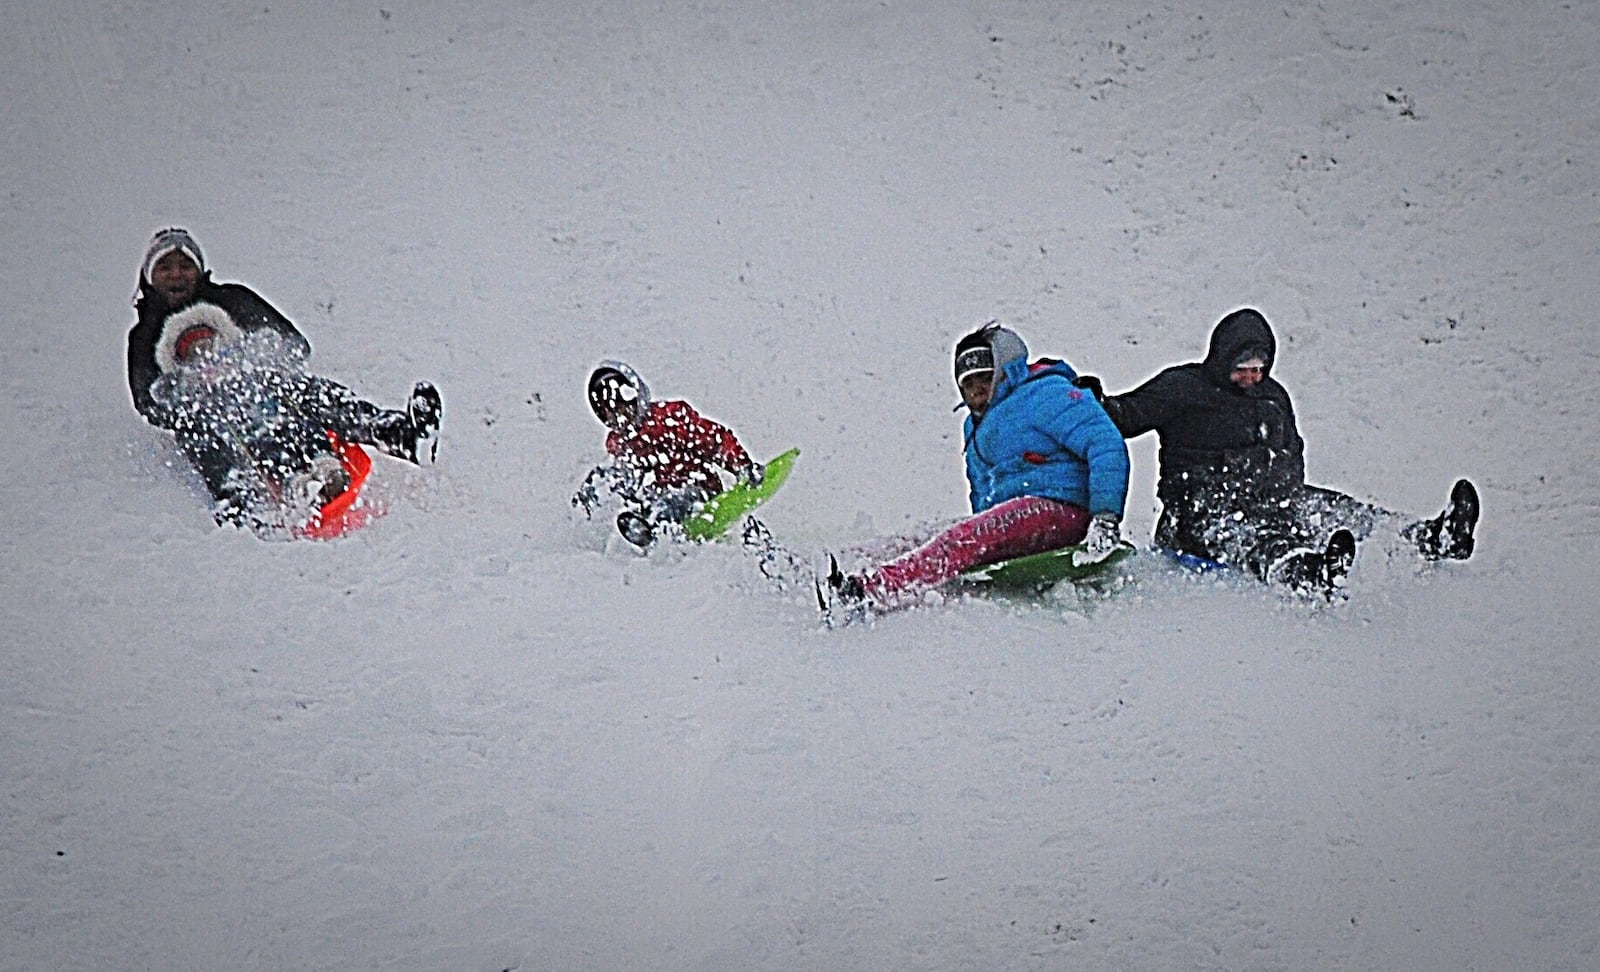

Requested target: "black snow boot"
[
  {"left": 815, "top": 554, "right": 868, "bottom": 626},
  {"left": 1270, "top": 529, "right": 1356, "bottom": 601},
  {"left": 1405, "top": 478, "right": 1479, "bottom": 561},
  {"left": 408, "top": 381, "right": 442, "bottom": 464},
  {"left": 617, "top": 510, "right": 656, "bottom": 548},
  {"left": 1320, "top": 528, "right": 1357, "bottom": 596},
  {"left": 368, "top": 382, "right": 442, "bottom": 465}
]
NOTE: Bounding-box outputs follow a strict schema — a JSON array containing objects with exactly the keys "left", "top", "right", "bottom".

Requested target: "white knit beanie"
[{"left": 142, "top": 227, "right": 205, "bottom": 281}]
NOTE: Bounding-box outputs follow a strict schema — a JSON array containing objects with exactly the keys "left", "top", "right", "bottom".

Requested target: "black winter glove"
[
  {"left": 737, "top": 462, "right": 765, "bottom": 488},
  {"left": 1073, "top": 375, "right": 1105, "bottom": 402}
]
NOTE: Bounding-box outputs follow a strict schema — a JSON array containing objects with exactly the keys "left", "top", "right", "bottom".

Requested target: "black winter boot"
[
  {"left": 1269, "top": 529, "right": 1356, "bottom": 601},
  {"left": 367, "top": 382, "right": 442, "bottom": 465},
  {"left": 1321, "top": 528, "right": 1357, "bottom": 595},
  {"left": 616, "top": 510, "right": 655, "bottom": 548},
  {"left": 815, "top": 554, "right": 868, "bottom": 626},
  {"left": 408, "top": 382, "right": 442, "bottom": 464},
  {"left": 1405, "top": 478, "right": 1479, "bottom": 560}
]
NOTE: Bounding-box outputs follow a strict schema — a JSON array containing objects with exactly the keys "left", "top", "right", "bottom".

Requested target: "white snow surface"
[{"left": 4, "top": 2, "right": 1599, "bottom": 969}]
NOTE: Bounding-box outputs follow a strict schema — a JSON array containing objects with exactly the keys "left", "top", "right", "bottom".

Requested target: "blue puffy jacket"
[{"left": 963, "top": 356, "right": 1130, "bottom": 519}]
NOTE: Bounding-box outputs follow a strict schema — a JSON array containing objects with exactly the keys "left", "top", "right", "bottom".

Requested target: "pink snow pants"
[{"left": 861, "top": 496, "right": 1091, "bottom": 604}]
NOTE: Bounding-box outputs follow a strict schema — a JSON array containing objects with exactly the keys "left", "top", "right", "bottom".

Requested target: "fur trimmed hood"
[{"left": 153, "top": 302, "right": 245, "bottom": 374}]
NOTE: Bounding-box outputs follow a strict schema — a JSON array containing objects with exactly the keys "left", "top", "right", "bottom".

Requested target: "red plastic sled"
[{"left": 294, "top": 433, "right": 377, "bottom": 541}]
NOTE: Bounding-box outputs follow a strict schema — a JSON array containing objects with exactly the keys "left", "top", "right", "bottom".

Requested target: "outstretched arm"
[
  {"left": 1101, "top": 368, "right": 1190, "bottom": 438},
  {"left": 572, "top": 462, "right": 646, "bottom": 516},
  {"left": 962, "top": 418, "right": 984, "bottom": 512}
]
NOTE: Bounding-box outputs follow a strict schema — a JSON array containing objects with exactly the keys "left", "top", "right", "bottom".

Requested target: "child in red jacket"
[{"left": 573, "top": 361, "right": 761, "bottom": 547}]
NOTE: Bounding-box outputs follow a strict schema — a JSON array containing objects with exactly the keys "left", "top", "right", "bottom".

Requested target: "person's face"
[
  {"left": 590, "top": 385, "right": 638, "bottom": 429},
  {"left": 593, "top": 399, "right": 626, "bottom": 428},
  {"left": 180, "top": 334, "right": 218, "bottom": 362},
  {"left": 959, "top": 370, "right": 996, "bottom": 413},
  {"left": 1230, "top": 357, "right": 1267, "bottom": 390},
  {"left": 150, "top": 250, "right": 201, "bottom": 305}
]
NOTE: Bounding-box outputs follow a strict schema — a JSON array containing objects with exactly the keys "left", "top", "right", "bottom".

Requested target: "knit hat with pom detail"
[{"left": 142, "top": 227, "right": 205, "bottom": 282}]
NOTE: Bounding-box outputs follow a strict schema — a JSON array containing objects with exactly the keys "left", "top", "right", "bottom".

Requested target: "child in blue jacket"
[{"left": 820, "top": 322, "right": 1130, "bottom": 615}]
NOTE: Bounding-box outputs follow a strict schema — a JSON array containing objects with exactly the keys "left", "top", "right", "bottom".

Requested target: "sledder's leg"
[
  {"left": 607, "top": 485, "right": 694, "bottom": 549},
  {"left": 859, "top": 496, "right": 1091, "bottom": 606},
  {"left": 179, "top": 434, "right": 241, "bottom": 506},
  {"left": 1294, "top": 485, "right": 1388, "bottom": 541},
  {"left": 360, "top": 382, "right": 442, "bottom": 465},
  {"left": 612, "top": 485, "right": 712, "bottom": 549},
  {"left": 175, "top": 427, "right": 265, "bottom": 527}
]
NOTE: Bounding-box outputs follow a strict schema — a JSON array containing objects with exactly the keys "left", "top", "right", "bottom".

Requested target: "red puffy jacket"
[{"left": 606, "top": 399, "right": 752, "bottom": 494}]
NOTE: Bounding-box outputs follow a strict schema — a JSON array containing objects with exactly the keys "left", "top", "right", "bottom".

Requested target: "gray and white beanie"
[
  {"left": 955, "top": 321, "right": 1030, "bottom": 377},
  {"left": 986, "top": 325, "right": 1030, "bottom": 371},
  {"left": 142, "top": 227, "right": 205, "bottom": 282}
]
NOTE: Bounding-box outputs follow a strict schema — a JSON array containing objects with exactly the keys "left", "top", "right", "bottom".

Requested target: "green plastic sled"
[
  {"left": 960, "top": 540, "right": 1136, "bottom": 590},
  {"left": 682, "top": 448, "right": 799, "bottom": 541}
]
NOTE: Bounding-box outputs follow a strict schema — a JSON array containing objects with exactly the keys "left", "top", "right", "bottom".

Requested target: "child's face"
[
  {"left": 594, "top": 400, "right": 629, "bottom": 428},
  {"left": 590, "top": 384, "right": 639, "bottom": 429},
  {"left": 182, "top": 335, "right": 218, "bottom": 361},
  {"left": 959, "top": 371, "right": 995, "bottom": 413}
]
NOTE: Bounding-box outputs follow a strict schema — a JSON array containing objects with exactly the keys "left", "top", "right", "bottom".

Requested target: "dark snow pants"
[{"left": 1156, "top": 482, "right": 1386, "bottom": 581}]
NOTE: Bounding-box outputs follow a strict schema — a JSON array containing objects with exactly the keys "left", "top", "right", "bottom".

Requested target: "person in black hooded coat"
[
  {"left": 127, "top": 228, "right": 312, "bottom": 428},
  {"left": 125, "top": 228, "right": 440, "bottom": 528},
  {"left": 1083, "top": 308, "right": 1478, "bottom": 594}
]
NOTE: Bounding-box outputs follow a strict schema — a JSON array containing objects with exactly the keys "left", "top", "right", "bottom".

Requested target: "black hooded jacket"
[
  {"left": 127, "top": 274, "right": 310, "bottom": 427},
  {"left": 1101, "top": 308, "right": 1306, "bottom": 507}
]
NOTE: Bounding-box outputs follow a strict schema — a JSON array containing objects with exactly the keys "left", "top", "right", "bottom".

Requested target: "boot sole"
[
  {"left": 1443, "top": 479, "right": 1478, "bottom": 558},
  {"left": 1322, "top": 529, "right": 1357, "bottom": 596}
]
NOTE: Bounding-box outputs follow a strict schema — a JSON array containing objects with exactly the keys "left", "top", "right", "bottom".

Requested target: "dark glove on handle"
[{"left": 1073, "top": 375, "right": 1105, "bottom": 402}]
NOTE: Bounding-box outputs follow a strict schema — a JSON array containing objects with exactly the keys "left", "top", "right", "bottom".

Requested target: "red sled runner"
[{"left": 292, "top": 432, "right": 378, "bottom": 541}]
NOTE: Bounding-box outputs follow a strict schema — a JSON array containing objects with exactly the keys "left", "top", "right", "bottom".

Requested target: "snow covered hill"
[{"left": 3, "top": 1, "right": 1597, "bottom": 969}]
